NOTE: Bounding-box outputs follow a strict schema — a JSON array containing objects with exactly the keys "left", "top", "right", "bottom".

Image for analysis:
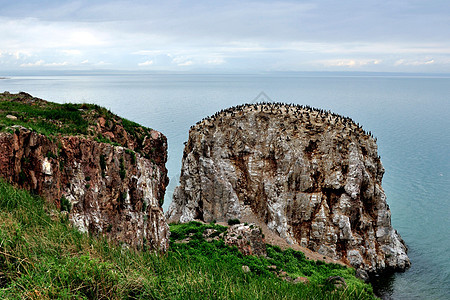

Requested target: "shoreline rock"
[
  {"left": 167, "top": 102, "right": 410, "bottom": 276},
  {"left": 0, "top": 92, "right": 170, "bottom": 252}
]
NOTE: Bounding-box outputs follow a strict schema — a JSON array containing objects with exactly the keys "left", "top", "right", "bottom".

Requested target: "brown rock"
[
  {"left": 293, "top": 277, "right": 309, "bottom": 284},
  {"left": 0, "top": 127, "right": 169, "bottom": 252},
  {"left": 167, "top": 103, "right": 410, "bottom": 275},
  {"left": 0, "top": 92, "right": 170, "bottom": 252},
  {"left": 326, "top": 276, "right": 347, "bottom": 290},
  {"left": 104, "top": 131, "right": 115, "bottom": 139},
  {"left": 203, "top": 228, "right": 221, "bottom": 242},
  {"left": 224, "top": 223, "right": 266, "bottom": 256}
]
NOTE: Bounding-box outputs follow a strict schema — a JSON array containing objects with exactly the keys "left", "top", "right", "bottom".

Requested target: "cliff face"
[
  {"left": 0, "top": 93, "right": 169, "bottom": 252},
  {"left": 167, "top": 103, "right": 410, "bottom": 276}
]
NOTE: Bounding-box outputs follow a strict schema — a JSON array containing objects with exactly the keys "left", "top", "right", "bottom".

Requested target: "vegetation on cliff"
[
  {"left": 0, "top": 179, "right": 375, "bottom": 299},
  {"left": 0, "top": 92, "right": 156, "bottom": 156},
  {"left": 0, "top": 92, "right": 169, "bottom": 251}
]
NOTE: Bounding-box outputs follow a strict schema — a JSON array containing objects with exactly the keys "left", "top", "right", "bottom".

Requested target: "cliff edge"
[
  {"left": 0, "top": 92, "right": 169, "bottom": 252},
  {"left": 167, "top": 102, "right": 410, "bottom": 278}
]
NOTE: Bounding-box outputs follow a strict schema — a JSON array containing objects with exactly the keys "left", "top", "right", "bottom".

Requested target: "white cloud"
[
  {"left": 61, "top": 49, "right": 81, "bottom": 55},
  {"left": 0, "top": 50, "right": 32, "bottom": 60},
  {"left": 171, "top": 56, "right": 194, "bottom": 66},
  {"left": 395, "top": 59, "right": 435, "bottom": 66},
  {"left": 68, "top": 31, "right": 104, "bottom": 47},
  {"left": 0, "top": 1, "right": 449, "bottom": 72},
  {"left": 206, "top": 58, "right": 225, "bottom": 65},
  {"left": 318, "top": 59, "right": 382, "bottom": 68},
  {"left": 46, "top": 61, "right": 69, "bottom": 67},
  {"left": 20, "top": 60, "right": 45, "bottom": 67},
  {"left": 133, "top": 50, "right": 164, "bottom": 56},
  {"left": 20, "top": 60, "right": 68, "bottom": 67},
  {"left": 138, "top": 60, "right": 153, "bottom": 66},
  {"left": 178, "top": 60, "right": 193, "bottom": 66}
]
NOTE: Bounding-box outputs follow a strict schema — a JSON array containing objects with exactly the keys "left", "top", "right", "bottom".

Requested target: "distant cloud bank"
[{"left": 0, "top": 0, "right": 449, "bottom": 73}]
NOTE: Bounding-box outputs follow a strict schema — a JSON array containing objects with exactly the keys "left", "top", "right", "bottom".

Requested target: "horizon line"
[{"left": 2, "top": 69, "right": 450, "bottom": 78}]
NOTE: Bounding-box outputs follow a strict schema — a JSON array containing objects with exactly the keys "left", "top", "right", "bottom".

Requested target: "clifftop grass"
[
  {"left": 0, "top": 179, "right": 375, "bottom": 299},
  {"left": 0, "top": 92, "right": 153, "bottom": 153}
]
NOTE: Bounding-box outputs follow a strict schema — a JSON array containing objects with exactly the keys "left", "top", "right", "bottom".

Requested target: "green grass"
[
  {"left": 0, "top": 92, "right": 154, "bottom": 155},
  {"left": 0, "top": 179, "right": 375, "bottom": 299},
  {"left": 0, "top": 98, "right": 89, "bottom": 136}
]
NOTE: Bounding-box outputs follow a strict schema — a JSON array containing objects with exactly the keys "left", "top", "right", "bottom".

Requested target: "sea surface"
[{"left": 1, "top": 73, "right": 449, "bottom": 299}]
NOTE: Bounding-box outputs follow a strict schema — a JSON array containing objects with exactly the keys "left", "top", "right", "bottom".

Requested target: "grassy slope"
[
  {"left": 0, "top": 179, "right": 375, "bottom": 299},
  {"left": 0, "top": 92, "right": 151, "bottom": 152}
]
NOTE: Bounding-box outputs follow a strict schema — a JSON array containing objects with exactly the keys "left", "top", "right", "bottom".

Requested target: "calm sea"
[{"left": 1, "top": 73, "right": 449, "bottom": 299}]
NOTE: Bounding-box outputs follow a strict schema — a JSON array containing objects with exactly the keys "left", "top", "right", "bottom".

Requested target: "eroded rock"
[
  {"left": 224, "top": 223, "right": 266, "bottom": 256},
  {"left": 167, "top": 103, "right": 410, "bottom": 275},
  {"left": 0, "top": 93, "right": 170, "bottom": 252}
]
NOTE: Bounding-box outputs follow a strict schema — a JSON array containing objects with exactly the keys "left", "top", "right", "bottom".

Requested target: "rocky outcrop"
[
  {"left": 0, "top": 93, "right": 169, "bottom": 252},
  {"left": 167, "top": 103, "right": 410, "bottom": 277},
  {"left": 224, "top": 223, "right": 267, "bottom": 256}
]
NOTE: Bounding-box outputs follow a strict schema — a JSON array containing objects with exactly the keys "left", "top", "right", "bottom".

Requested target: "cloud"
[
  {"left": 61, "top": 49, "right": 82, "bottom": 55},
  {"left": 178, "top": 60, "right": 194, "bottom": 67},
  {"left": 206, "top": 58, "right": 226, "bottom": 65},
  {"left": 133, "top": 50, "right": 164, "bottom": 56},
  {"left": 0, "top": 50, "right": 32, "bottom": 60},
  {"left": 96, "top": 61, "right": 111, "bottom": 66},
  {"left": 46, "top": 62, "right": 69, "bottom": 67},
  {"left": 20, "top": 60, "right": 68, "bottom": 67},
  {"left": 68, "top": 31, "right": 105, "bottom": 47},
  {"left": 1, "top": 1, "right": 449, "bottom": 72},
  {"left": 138, "top": 60, "right": 153, "bottom": 67},
  {"left": 20, "top": 60, "right": 45, "bottom": 67},
  {"left": 319, "top": 59, "right": 382, "bottom": 68},
  {"left": 395, "top": 59, "right": 435, "bottom": 66},
  {"left": 171, "top": 56, "right": 194, "bottom": 66}
]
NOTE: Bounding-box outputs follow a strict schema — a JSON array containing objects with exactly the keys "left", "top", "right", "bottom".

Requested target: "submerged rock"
[{"left": 167, "top": 102, "right": 410, "bottom": 275}]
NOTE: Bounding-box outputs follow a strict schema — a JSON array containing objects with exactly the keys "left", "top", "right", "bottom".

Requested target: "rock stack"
[{"left": 167, "top": 102, "right": 410, "bottom": 278}]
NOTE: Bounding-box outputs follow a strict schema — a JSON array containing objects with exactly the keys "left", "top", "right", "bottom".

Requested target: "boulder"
[{"left": 224, "top": 223, "right": 266, "bottom": 256}]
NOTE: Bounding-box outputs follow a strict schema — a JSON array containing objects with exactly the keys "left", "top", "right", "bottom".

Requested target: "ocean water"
[{"left": 1, "top": 73, "right": 449, "bottom": 299}]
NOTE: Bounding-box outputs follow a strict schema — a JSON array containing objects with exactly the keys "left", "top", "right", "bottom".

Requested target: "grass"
[
  {"left": 0, "top": 92, "right": 154, "bottom": 154},
  {"left": 0, "top": 179, "right": 375, "bottom": 299},
  {"left": 0, "top": 97, "right": 90, "bottom": 136}
]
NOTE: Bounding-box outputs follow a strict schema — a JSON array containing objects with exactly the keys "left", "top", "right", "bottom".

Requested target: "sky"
[{"left": 0, "top": 0, "right": 449, "bottom": 73}]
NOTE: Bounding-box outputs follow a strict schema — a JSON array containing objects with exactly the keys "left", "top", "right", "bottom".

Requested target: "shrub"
[
  {"left": 100, "top": 155, "right": 106, "bottom": 177},
  {"left": 46, "top": 150, "right": 57, "bottom": 159},
  {"left": 228, "top": 218, "right": 241, "bottom": 225},
  {"left": 125, "top": 149, "right": 136, "bottom": 165},
  {"left": 18, "top": 170, "right": 27, "bottom": 185},
  {"left": 60, "top": 196, "right": 71, "bottom": 212},
  {"left": 118, "top": 191, "right": 127, "bottom": 207},
  {"left": 119, "top": 157, "right": 126, "bottom": 180}
]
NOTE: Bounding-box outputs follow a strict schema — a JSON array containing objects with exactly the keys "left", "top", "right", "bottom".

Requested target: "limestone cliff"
[
  {"left": 0, "top": 92, "right": 169, "bottom": 252},
  {"left": 167, "top": 103, "right": 410, "bottom": 277}
]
